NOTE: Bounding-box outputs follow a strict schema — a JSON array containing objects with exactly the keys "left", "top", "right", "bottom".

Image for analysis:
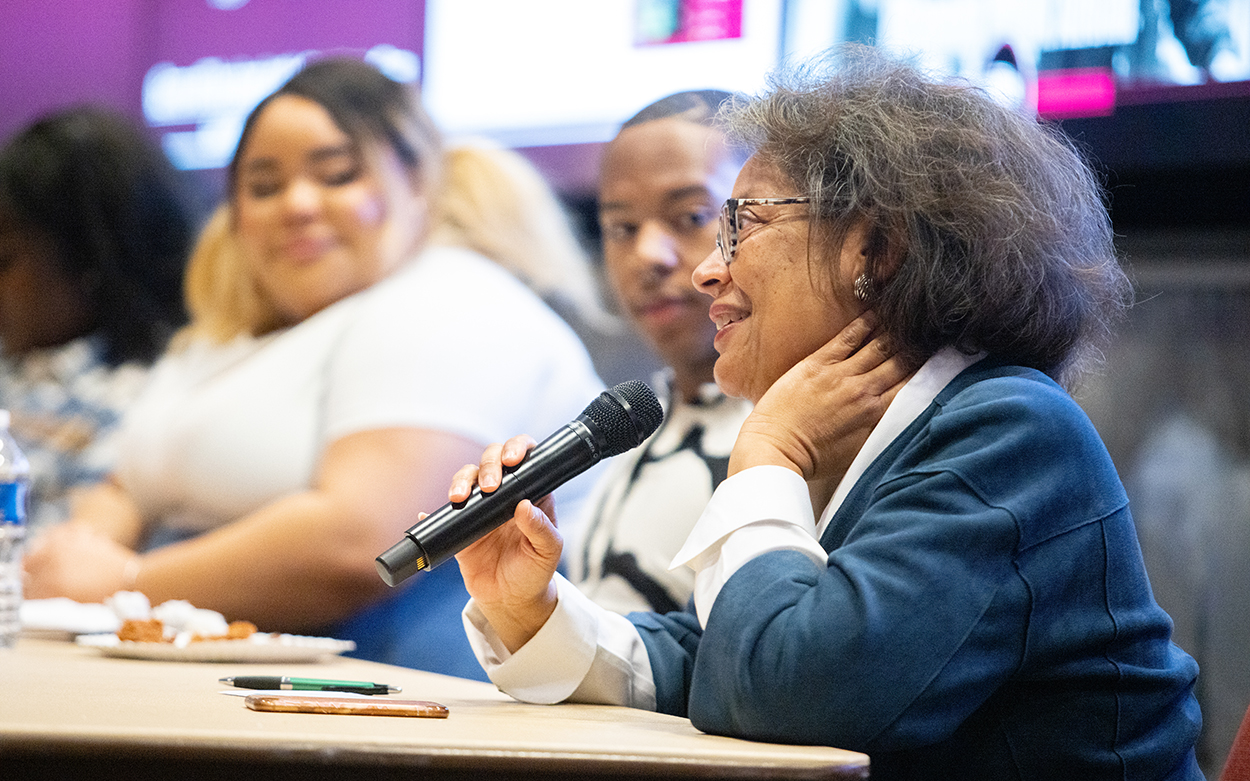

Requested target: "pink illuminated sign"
[
  {"left": 635, "top": 0, "right": 743, "bottom": 45},
  {"left": 1036, "top": 68, "right": 1117, "bottom": 119}
]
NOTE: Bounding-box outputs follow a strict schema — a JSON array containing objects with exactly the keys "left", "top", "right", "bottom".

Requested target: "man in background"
[{"left": 570, "top": 91, "right": 753, "bottom": 614}]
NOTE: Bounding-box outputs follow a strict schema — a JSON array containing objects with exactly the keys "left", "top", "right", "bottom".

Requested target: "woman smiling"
[
  {"left": 24, "top": 58, "right": 605, "bottom": 680},
  {"left": 450, "top": 46, "right": 1202, "bottom": 779}
]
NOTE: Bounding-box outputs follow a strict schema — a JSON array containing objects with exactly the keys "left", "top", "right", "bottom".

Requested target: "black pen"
[{"left": 219, "top": 676, "right": 401, "bottom": 695}]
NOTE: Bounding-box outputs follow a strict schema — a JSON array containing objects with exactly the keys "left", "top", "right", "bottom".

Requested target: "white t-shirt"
[{"left": 115, "top": 245, "right": 606, "bottom": 536}]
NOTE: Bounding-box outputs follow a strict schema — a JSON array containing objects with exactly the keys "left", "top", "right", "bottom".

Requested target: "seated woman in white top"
[{"left": 23, "top": 57, "right": 605, "bottom": 679}]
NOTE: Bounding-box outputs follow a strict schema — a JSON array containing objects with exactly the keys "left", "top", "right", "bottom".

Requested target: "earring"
[{"left": 854, "top": 273, "right": 873, "bottom": 302}]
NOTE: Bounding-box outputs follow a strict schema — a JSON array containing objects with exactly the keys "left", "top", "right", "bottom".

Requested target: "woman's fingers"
[
  {"left": 22, "top": 523, "right": 133, "bottom": 601},
  {"left": 869, "top": 350, "right": 915, "bottom": 396},
  {"left": 816, "top": 311, "right": 880, "bottom": 364},
  {"left": 500, "top": 435, "right": 538, "bottom": 468},
  {"left": 808, "top": 315, "right": 887, "bottom": 368},
  {"left": 513, "top": 500, "right": 562, "bottom": 560},
  {"left": 731, "top": 313, "right": 917, "bottom": 481},
  {"left": 804, "top": 319, "right": 915, "bottom": 400},
  {"left": 449, "top": 463, "right": 481, "bottom": 502},
  {"left": 476, "top": 442, "right": 506, "bottom": 492},
  {"left": 533, "top": 493, "right": 558, "bottom": 528},
  {"left": 449, "top": 435, "right": 541, "bottom": 502},
  {"left": 455, "top": 497, "right": 563, "bottom": 641}
]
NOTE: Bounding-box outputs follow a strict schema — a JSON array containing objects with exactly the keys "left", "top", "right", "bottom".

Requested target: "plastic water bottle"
[{"left": 0, "top": 409, "right": 30, "bottom": 649}]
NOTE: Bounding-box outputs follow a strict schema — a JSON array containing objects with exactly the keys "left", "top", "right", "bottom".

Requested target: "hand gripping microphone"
[{"left": 375, "top": 380, "right": 664, "bottom": 587}]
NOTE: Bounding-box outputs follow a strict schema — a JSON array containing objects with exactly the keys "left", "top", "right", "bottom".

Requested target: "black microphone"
[{"left": 375, "top": 380, "right": 664, "bottom": 587}]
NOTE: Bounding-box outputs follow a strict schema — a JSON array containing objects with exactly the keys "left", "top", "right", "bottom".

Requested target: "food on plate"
[
  {"left": 107, "top": 592, "right": 265, "bottom": 645},
  {"left": 70, "top": 591, "right": 356, "bottom": 660},
  {"left": 116, "top": 618, "right": 166, "bottom": 643},
  {"left": 214, "top": 620, "right": 259, "bottom": 641},
  {"left": 116, "top": 616, "right": 259, "bottom": 644}
]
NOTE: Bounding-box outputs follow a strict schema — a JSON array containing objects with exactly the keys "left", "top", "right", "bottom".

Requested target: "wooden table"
[{"left": 0, "top": 637, "right": 868, "bottom": 780}]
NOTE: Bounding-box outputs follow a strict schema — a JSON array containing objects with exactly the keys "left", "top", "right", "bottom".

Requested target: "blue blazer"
[{"left": 631, "top": 359, "right": 1203, "bottom": 780}]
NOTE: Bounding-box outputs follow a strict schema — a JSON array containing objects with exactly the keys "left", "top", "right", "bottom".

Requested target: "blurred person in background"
[
  {"left": 570, "top": 91, "right": 753, "bottom": 615},
  {"left": 429, "top": 140, "right": 616, "bottom": 340},
  {"left": 23, "top": 57, "right": 604, "bottom": 680},
  {"left": 0, "top": 106, "right": 196, "bottom": 533}
]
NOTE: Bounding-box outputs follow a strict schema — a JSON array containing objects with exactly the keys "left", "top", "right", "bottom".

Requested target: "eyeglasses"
[{"left": 715, "top": 197, "right": 810, "bottom": 264}]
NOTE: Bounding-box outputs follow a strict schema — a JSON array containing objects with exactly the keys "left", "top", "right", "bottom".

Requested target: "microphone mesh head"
[{"left": 581, "top": 380, "right": 664, "bottom": 458}]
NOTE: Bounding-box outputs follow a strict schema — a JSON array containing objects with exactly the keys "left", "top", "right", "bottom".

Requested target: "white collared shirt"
[
  {"left": 463, "top": 348, "right": 982, "bottom": 706},
  {"left": 671, "top": 347, "right": 982, "bottom": 626}
]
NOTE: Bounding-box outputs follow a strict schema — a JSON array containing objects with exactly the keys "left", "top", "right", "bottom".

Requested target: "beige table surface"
[{"left": 0, "top": 636, "right": 868, "bottom": 780}]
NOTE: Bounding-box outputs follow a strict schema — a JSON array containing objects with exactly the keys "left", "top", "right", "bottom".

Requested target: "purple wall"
[
  {"left": 0, "top": 0, "right": 425, "bottom": 146},
  {"left": 147, "top": 0, "right": 424, "bottom": 69},
  {"left": 0, "top": 0, "right": 149, "bottom": 142}
]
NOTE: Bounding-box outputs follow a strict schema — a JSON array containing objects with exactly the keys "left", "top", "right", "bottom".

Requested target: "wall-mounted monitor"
[
  {"left": 421, "top": 0, "right": 780, "bottom": 148},
  {"left": 780, "top": 0, "right": 1250, "bottom": 227},
  {"left": 421, "top": 0, "right": 1248, "bottom": 225}
]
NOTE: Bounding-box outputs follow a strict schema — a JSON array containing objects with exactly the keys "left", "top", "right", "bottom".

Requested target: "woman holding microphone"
[{"left": 449, "top": 46, "right": 1202, "bottom": 778}]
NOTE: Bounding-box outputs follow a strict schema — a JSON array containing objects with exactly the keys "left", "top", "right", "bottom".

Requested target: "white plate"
[
  {"left": 21, "top": 598, "right": 122, "bottom": 640},
  {"left": 76, "top": 632, "right": 357, "bottom": 663}
]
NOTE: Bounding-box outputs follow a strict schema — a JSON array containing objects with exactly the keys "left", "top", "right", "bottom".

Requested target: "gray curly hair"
[{"left": 723, "top": 45, "right": 1132, "bottom": 389}]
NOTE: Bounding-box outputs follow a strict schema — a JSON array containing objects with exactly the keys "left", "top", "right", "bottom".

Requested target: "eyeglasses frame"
[{"left": 715, "top": 197, "right": 811, "bottom": 264}]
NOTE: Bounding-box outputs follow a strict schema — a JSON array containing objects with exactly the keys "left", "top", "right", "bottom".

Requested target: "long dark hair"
[{"left": 0, "top": 106, "right": 196, "bottom": 365}]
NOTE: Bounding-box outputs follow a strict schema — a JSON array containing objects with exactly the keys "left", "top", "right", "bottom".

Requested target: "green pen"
[{"left": 219, "top": 676, "right": 401, "bottom": 695}]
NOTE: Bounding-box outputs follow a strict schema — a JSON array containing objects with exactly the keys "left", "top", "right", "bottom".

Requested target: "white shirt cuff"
[
  {"left": 669, "top": 465, "right": 827, "bottom": 627},
  {"left": 463, "top": 572, "right": 655, "bottom": 708}
]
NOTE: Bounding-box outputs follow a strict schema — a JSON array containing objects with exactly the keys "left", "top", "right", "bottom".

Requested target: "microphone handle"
[{"left": 403, "top": 420, "right": 601, "bottom": 572}]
